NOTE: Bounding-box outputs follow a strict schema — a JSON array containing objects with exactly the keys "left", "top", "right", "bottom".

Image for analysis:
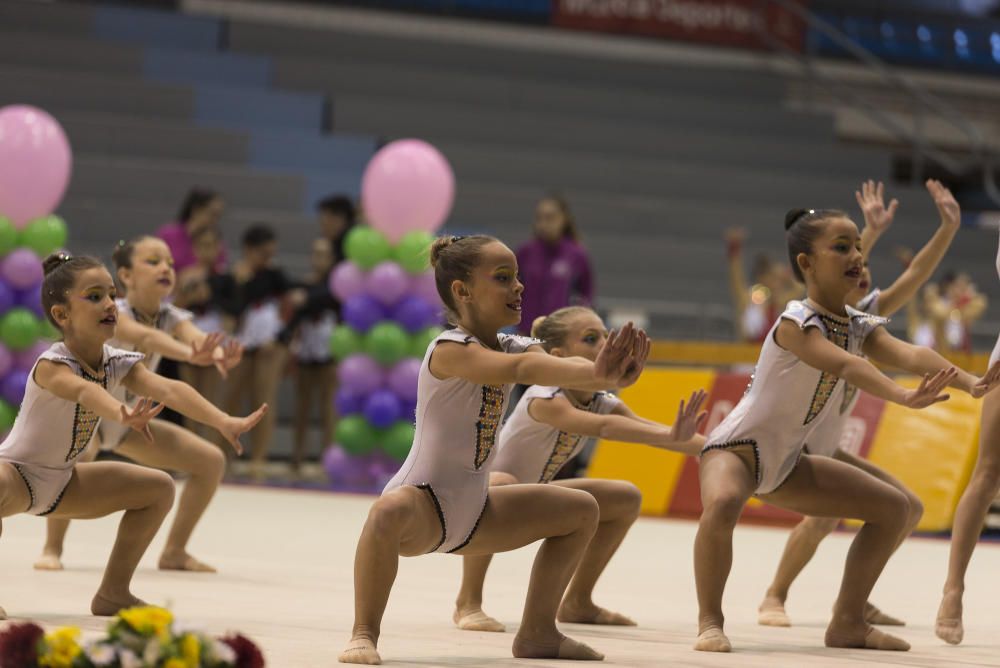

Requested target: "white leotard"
[
  {"left": 382, "top": 328, "right": 538, "bottom": 554},
  {"left": 493, "top": 385, "right": 622, "bottom": 483},
  {"left": 99, "top": 298, "right": 192, "bottom": 450},
  {"left": 704, "top": 300, "right": 887, "bottom": 493},
  {"left": 0, "top": 342, "right": 144, "bottom": 514},
  {"left": 805, "top": 289, "right": 881, "bottom": 457}
]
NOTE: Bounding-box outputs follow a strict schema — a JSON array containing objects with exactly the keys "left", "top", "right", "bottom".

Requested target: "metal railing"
[{"left": 755, "top": 0, "right": 1000, "bottom": 206}]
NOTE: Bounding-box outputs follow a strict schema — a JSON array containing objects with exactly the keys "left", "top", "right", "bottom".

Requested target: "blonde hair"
[
  {"left": 429, "top": 234, "right": 499, "bottom": 323},
  {"left": 530, "top": 306, "right": 595, "bottom": 352}
]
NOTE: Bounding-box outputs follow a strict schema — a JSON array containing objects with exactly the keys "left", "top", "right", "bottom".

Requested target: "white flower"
[
  {"left": 118, "top": 648, "right": 142, "bottom": 668},
  {"left": 84, "top": 643, "right": 116, "bottom": 667},
  {"left": 143, "top": 637, "right": 162, "bottom": 665},
  {"left": 171, "top": 621, "right": 207, "bottom": 637},
  {"left": 208, "top": 639, "right": 237, "bottom": 664}
]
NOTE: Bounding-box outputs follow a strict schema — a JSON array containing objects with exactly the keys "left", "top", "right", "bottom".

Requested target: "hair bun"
[
  {"left": 429, "top": 235, "right": 465, "bottom": 268},
  {"left": 529, "top": 316, "right": 548, "bottom": 338},
  {"left": 42, "top": 251, "right": 72, "bottom": 276},
  {"left": 784, "top": 209, "right": 812, "bottom": 230}
]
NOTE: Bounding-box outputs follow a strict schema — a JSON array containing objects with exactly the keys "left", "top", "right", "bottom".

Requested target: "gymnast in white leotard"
[
  {"left": 35, "top": 236, "right": 245, "bottom": 574},
  {"left": 0, "top": 253, "right": 264, "bottom": 620},
  {"left": 451, "top": 306, "right": 707, "bottom": 634},
  {"left": 340, "top": 235, "right": 651, "bottom": 665},
  {"left": 758, "top": 179, "right": 963, "bottom": 629},
  {"left": 694, "top": 206, "right": 1000, "bottom": 654}
]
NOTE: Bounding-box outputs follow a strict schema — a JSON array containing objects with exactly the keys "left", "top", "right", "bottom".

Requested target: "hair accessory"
[
  {"left": 57, "top": 251, "right": 72, "bottom": 263},
  {"left": 451, "top": 235, "right": 467, "bottom": 243}
]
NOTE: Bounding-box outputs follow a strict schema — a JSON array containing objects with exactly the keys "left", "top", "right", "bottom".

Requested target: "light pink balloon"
[
  {"left": 329, "top": 261, "right": 366, "bottom": 302},
  {"left": 361, "top": 139, "right": 454, "bottom": 243},
  {"left": 0, "top": 106, "right": 72, "bottom": 228}
]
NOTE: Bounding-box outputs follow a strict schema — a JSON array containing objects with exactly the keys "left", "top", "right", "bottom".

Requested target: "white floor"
[{"left": 2, "top": 484, "right": 999, "bottom": 667}]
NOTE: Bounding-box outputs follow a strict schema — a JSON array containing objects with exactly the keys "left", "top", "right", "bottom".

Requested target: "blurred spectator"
[
  {"left": 726, "top": 228, "right": 801, "bottom": 343},
  {"left": 317, "top": 194, "right": 358, "bottom": 266},
  {"left": 174, "top": 226, "right": 238, "bottom": 439},
  {"left": 279, "top": 237, "right": 339, "bottom": 474},
  {"left": 157, "top": 188, "right": 228, "bottom": 274},
  {"left": 910, "top": 269, "right": 987, "bottom": 353},
  {"left": 515, "top": 195, "right": 594, "bottom": 335},
  {"left": 220, "top": 225, "right": 293, "bottom": 479}
]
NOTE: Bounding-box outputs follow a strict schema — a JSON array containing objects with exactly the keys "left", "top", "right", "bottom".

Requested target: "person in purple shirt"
[
  {"left": 515, "top": 195, "right": 594, "bottom": 335},
  {"left": 156, "top": 188, "right": 228, "bottom": 275}
]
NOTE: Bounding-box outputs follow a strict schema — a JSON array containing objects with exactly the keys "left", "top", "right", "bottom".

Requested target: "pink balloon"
[
  {"left": 329, "top": 261, "right": 366, "bottom": 302},
  {"left": 409, "top": 272, "right": 442, "bottom": 306},
  {"left": 365, "top": 261, "right": 409, "bottom": 307},
  {"left": 361, "top": 139, "right": 454, "bottom": 243},
  {"left": 0, "top": 106, "right": 72, "bottom": 228}
]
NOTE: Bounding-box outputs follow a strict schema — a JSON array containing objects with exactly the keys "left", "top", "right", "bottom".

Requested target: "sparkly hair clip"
[
  {"left": 56, "top": 251, "right": 72, "bottom": 264},
  {"left": 451, "top": 235, "right": 467, "bottom": 243}
]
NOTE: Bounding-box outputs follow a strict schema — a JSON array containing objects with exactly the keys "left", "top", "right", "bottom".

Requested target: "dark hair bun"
[
  {"left": 784, "top": 209, "right": 810, "bottom": 231},
  {"left": 42, "top": 252, "right": 71, "bottom": 276}
]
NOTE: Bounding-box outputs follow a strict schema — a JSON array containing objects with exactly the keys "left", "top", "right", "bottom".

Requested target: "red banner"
[{"left": 552, "top": 0, "right": 806, "bottom": 52}]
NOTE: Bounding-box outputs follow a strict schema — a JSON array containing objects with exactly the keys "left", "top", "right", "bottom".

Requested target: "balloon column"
[
  {"left": 324, "top": 140, "right": 453, "bottom": 491},
  {"left": 0, "top": 106, "right": 72, "bottom": 437}
]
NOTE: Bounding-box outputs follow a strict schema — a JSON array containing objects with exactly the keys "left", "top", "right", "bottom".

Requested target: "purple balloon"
[
  {"left": 368, "top": 451, "right": 400, "bottom": 490},
  {"left": 391, "top": 296, "right": 437, "bottom": 333},
  {"left": 15, "top": 284, "right": 44, "bottom": 318},
  {"left": 1, "top": 369, "right": 29, "bottom": 406},
  {"left": 365, "top": 261, "right": 409, "bottom": 307},
  {"left": 409, "top": 272, "right": 442, "bottom": 306},
  {"left": 342, "top": 294, "right": 386, "bottom": 332},
  {"left": 0, "top": 344, "right": 12, "bottom": 378},
  {"left": 334, "top": 386, "right": 367, "bottom": 416},
  {"left": 323, "top": 445, "right": 372, "bottom": 487},
  {"left": 0, "top": 281, "right": 15, "bottom": 313},
  {"left": 329, "top": 261, "right": 366, "bottom": 302},
  {"left": 401, "top": 399, "right": 417, "bottom": 422},
  {"left": 364, "top": 389, "right": 402, "bottom": 429},
  {"left": 387, "top": 358, "right": 420, "bottom": 403},
  {"left": 13, "top": 340, "right": 49, "bottom": 372},
  {"left": 1, "top": 249, "right": 43, "bottom": 289},
  {"left": 337, "top": 354, "right": 384, "bottom": 395}
]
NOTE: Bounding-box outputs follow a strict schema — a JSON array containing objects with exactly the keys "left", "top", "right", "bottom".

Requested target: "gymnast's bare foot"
[
  {"left": 558, "top": 599, "right": 636, "bottom": 626},
  {"left": 453, "top": 607, "right": 505, "bottom": 632},
  {"left": 158, "top": 549, "right": 217, "bottom": 573},
  {"left": 91, "top": 591, "right": 147, "bottom": 617},
  {"left": 33, "top": 551, "right": 64, "bottom": 571},
  {"left": 338, "top": 636, "right": 381, "bottom": 664},
  {"left": 512, "top": 631, "right": 604, "bottom": 660}
]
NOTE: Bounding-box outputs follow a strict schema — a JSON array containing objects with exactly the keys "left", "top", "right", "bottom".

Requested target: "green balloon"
[
  {"left": 20, "top": 215, "right": 68, "bottom": 257},
  {"left": 0, "top": 309, "right": 39, "bottom": 351},
  {"left": 0, "top": 217, "right": 17, "bottom": 256},
  {"left": 344, "top": 226, "right": 391, "bottom": 270},
  {"left": 382, "top": 421, "right": 415, "bottom": 461},
  {"left": 393, "top": 231, "right": 434, "bottom": 274},
  {"left": 0, "top": 400, "right": 16, "bottom": 431},
  {"left": 410, "top": 326, "right": 444, "bottom": 359},
  {"left": 335, "top": 416, "right": 378, "bottom": 455},
  {"left": 39, "top": 318, "right": 59, "bottom": 341},
  {"left": 329, "top": 325, "right": 363, "bottom": 360},
  {"left": 365, "top": 322, "right": 409, "bottom": 366}
]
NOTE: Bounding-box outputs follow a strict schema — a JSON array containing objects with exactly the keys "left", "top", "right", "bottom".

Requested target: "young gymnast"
[
  {"left": 339, "top": 235, "right": 650, "bottom": 665},
  {"left": 34, "top": 236, "right": 245, "bottom": 573},
  {"left": 453, "top": 305, "right": 707, "bottom": 633},
  {"left": 757, "top": 179, "right": 962, "bottom": 628},
  {"left": 694, "top": 207, "right": 1000, "bottom": 653},
  {"left": 0, "top": 253, "right": 264, "bottom": 618},
  {"left": 936, "top": 224, "right": 1000, "bottom": 645}
]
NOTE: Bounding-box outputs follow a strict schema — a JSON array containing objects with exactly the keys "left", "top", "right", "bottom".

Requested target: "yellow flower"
[
  {"left": 38, "top": 627, "right": 82, "bottom": 668},
  {"left": 164, "top": 659, "right": 187, "bottom": 668},
  {"left": 181, "top": 633, "right": 201, "bottom": 667},
  {"left": 118, "top": 606, "right": 174, "bottom": 641}
]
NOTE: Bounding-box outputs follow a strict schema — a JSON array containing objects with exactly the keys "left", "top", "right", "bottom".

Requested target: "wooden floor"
[{"left": 2, "top": 484, "right": 998, "bottom": 667}]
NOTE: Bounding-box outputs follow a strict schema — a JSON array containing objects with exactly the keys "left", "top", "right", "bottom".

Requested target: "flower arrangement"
[{"left": 0, "top": 606, "right": 264, "bottom": 668}]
